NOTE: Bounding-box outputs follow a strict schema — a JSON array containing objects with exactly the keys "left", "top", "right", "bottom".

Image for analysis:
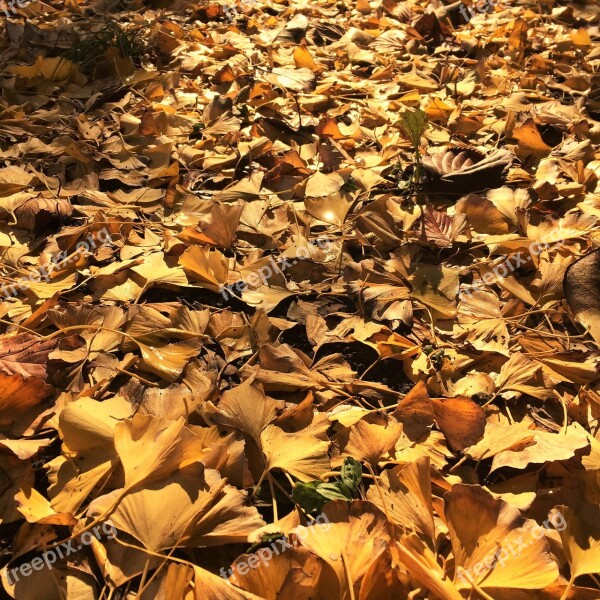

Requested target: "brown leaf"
[
  {"left": 445, "top": 484, "right": 558, "bottom": 590},
  {"left": 422, "top": 147, "right": 512, "bottom": 193},
  {"left": 13, "top": 197, "right": 73, "bottom": 232},
  {"left": 511, "top": 119, "right": 552, "bottom": 158},
  {"left": 421, "top": 207, "right": 467, "bottom": 247},
  {"left": 564, "top": 248, "right": 600, "bottom": 344},
  {"left": 0, "top": 334, "right": 56, "bottom": 429},
  {"left": 430, "top": 396, "right": 486, "bottom": 452}
]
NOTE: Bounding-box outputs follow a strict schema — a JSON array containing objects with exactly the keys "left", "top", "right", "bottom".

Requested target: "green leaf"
[
  {"left": 292, "top": 463, "right": 362, "bottom": 513},
  {"left": 341, "top": 177, "right": 360, "bottom": 193},
  {"left": 399, "top": 109, "right": 428, "bottom": 149},
  {"left": 341, "top": 456, "right": 363, "bottom": 491},
  {"left": 292, "top": 481, "right": 326, "bottom": 513},
  {"left": 292, "top": 480, "right": 356, "bottom": 512},
  {"left": 316, "top": 482, "right": 353, "bottom": 501}
]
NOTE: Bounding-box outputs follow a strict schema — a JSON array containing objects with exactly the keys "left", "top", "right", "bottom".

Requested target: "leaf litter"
[{"left": 0, "top": 0, "right": 599, "bottom": 598}]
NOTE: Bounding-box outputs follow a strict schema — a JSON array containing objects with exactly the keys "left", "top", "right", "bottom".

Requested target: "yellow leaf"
[
  {"left": 366, "top": 457, "right": 435, "bottom": 545},
  {"left": 294, "top": 45, "right": 319, "bottom": 71},
  {"left": 114, "top": 414, "right": 207, "bottom": 491},
  {"left": 8, "top": 56, "right": 84, "bottom": 82},
  {"left": 571, "top": 28, "right": 591, "bottom": 47},
  {"left": 137, "top": 339, "right": 201, "bottom": 382},
  {"left": 88, "top": 463, "right": 264, "bottom": 552},
  {"left": 375, "top": 332, "right": 420, "bottom": 360},
  {"left": 260, "top": 418, "right": 330, "bottom": 482},
  {"left": 297, "top": 501, "right": 393, "bottom": 599},
  {"left": 179, "top": 246, "right": 228, "bottom": 291},
  {"left": 446, "top": 485, "right": 558, "bottom": 590},
  {"left": 554, "top": 505, "right": 600, "bottom": 580}
]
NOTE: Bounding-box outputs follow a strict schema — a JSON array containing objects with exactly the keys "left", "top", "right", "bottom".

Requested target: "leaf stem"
[{"left": 559, "top": 575, "right": 575, "bottom": 600}]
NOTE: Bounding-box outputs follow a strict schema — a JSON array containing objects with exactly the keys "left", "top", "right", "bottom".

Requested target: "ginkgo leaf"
[
  {"left": 113, "top": 414, "right": 207, "bottom": 491},
  {"left": 8, "top": 56, "right": 84, "bottom": 83},
  {"left": 328, "top": 405, "right": 371, "bottom": 428},
  {"left": 305, "top": 172, "right": 345, "bottom": 198},
  {"left": 486, "top": 186, "right": 531, "bottom": 225},
  {"left": 192, "top": 564, "right": 263, "bottom": 600},
  {"left": 179, "top": 202, "right": 244, "bottom": 249},
  {"left": 0, "top": 171, "right": 37, "bottom": 196},
  {"left": 247, "top": 344, "right": 328, "bottom": 392},
  {"left": 1, "top": 562, "right": 97, "bottom": 600},
  {"left": 178, "top": 245, "right": 228, "bottom": 292},
  {"left": 49, "top": 305, "right": 126, "bottom": 361},
  {"left": 209, "top": 377, "right": 281, "bottom": 443},
  {"left": 493, "top": 353, "right": 549, "bottom": 400},
  {"left": 131, "top": 252, "right": 188, "bottom": 290},
  {"left": 553, "top": 504, "right": 600, "bottom": 582},
  {"left": 304, "top": 191, "right": 354, "bottom": 227},
  {"left": 511, "top": 119, "right": 552, "bottom": 158},
  {"left": 490, "top": 425, "right": 589, "bottom": 472},
  {"left": 50, "top": 395, "right": 126, "bottom": 507},
  {"left": 88, "top": 463, "right": 264, "bottom": 552},
  {"left": 392, "top": 430, "right": 453, "bottom": 471},
  {"left": 341, "top": 416, "right": 403, "bottom": 466},
  {"left": 90, "top": 533, "right": 161, "bottom": 588},
  {"left": 445, "top": 484, "right": 558, "bottom": 590},
  {"left": 392, "top": 380, "right": 435, "bottom": 439},
  {"left": 359, "top": 546, "right": 411, "bottom": 600},
  {"left": 371, "top": 332, "right": 420, "bottom": 360},
  {"left": 15, "top": 482, "right": 76, "bottom": 526},
  {"left": 294, "top": 45, "right": 320, "bottom": 71},
  {"left": 262, "top": 67, "right": 315, "bottom": 92},
  {"left": 451, "top": 71, "right": 477, "bottom": 97},
  {"left": 464, "top": 422, "right": 535, "bottom": 462},
  {"left": 229, "top": 547, "right": 326, "bottom": 600},
  {"left": 454, "top": 290, "right": 510, "bottom": 356},
  {"left": 0, "top": 437, "right": 51, "bottom": 460},
  {"left": 365, "top": 457, "right": 435, "bottom": 545},
  {"left": 295, "top": 500, "right": 393, "bottom": 599},
  {"left": 392, "top": 533, "right": 464, "bottom": 600},
  {"left": 430, "top": 396, "right": 486, "bottom": 452},
  {"left": 189, "top": 424, "right": 253, "bottom": 488},
  {"left": 48, "top": 457, "right": 116, "bottom": 515},
  {"left": 455, "top": 194, "right": 510, "bottom": 235},
  {"left": 137, "top": 339, "right": 201, "bottom": 382},
  {"left": 28, "top": 271, "right": 78, "bottom": 299},
  {"left": 260, "top": 419, "right": 330, "bottom": 482},
  {"left": 57, "top": 396, "right": 131, "bottom": 455},
  {"left": 144, "top": 563, "right": 261, "bottom": 600}
]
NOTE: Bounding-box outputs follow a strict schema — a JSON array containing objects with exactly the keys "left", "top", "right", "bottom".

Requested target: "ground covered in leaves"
[{"left": 1, "top": 0, "right": 600, "bottom": 598}]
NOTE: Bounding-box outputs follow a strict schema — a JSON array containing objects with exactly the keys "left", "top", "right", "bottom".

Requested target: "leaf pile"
[{"left": 1, "top": 0, "right": 600, "bottom": 598}]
